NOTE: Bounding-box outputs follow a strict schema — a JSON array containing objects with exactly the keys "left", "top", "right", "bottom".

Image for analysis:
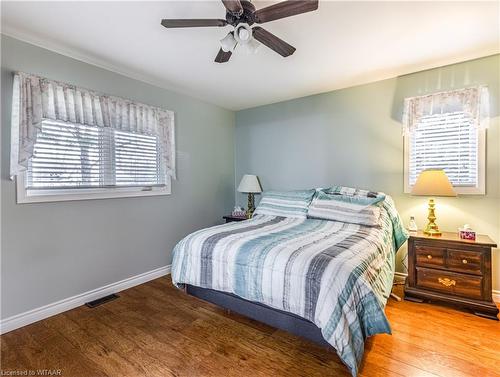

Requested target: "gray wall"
[
  {"left": 1, "top": 35, "right": 235, "bottom": 319},
  {"left": 2, "top": 35, "right": 499, "bottom": 321},
  {"left": 235, "top": 55, "right": 500, "bottom": 290}
]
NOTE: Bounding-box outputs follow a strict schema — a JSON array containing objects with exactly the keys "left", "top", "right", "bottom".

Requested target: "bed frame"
[{"left": 186, "top": 284, "right": 332, "bottom": 348}]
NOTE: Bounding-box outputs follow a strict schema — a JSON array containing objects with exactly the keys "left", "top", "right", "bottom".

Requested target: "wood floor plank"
[
  {"left": 98, "top": 308, "right": 236, "bottom": 377},
  {"left": 386, "top": 300, "right": 500, "bottom": 346},
  {"left": 388, "top": 318, "right": 500, "bottom": 369},
  {"left": 3, "top": 322, "right": 109, "bottom": 377},
  {"left": 100, "top": 295, "right": 257, "bottom": 377},
  {"left": 369, "top": 333, "right": 497, "bottom": 377},
  {"left": 360, "top": 343, "right": 440, "bottom": 377},
  {"left": 2, "top": 277, "right": 499, "bottom": 377}
]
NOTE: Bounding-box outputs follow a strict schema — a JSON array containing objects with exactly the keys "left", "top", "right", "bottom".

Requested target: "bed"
[{"left": 171, "top": 193, "right": 407, "bottom": 376}]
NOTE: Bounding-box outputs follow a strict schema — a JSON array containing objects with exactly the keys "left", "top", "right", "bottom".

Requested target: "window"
[
  {"left": 17, "top": 120, "right": 170, "bottom": 203},
  {"left": 11, "top": 72, "right": 175, "bottom": 204},
  {"left": 404, "top": 111, "right": 485, "bottom": 195}
]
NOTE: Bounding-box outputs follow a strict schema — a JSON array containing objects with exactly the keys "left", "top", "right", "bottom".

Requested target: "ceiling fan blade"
[
  {"left": 252, "top": 27, "right": 296, "bottom": 57},
  {"left": 161, "top": 19, "right": 228, "bottom": 28},
  {"left": 215, "top": 48, "right": 232, "bottom": 63},
  {"left": 254, "top": 0, "right": 318, "bottom": 24},
  {"left": 221, "top": 0, "right": 243, "bottom": 16}
]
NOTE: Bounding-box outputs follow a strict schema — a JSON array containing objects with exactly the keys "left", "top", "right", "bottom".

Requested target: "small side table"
[
  {"left": 404, "top": 230, "right": 498, "bottom": 320},
  {"left": 223, "top": 215, "right": 247, "bottom": 223}
]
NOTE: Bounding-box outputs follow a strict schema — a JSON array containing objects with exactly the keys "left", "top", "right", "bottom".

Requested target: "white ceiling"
[{"left": 2, "top": 1, "right": 499, "bottom": 110}]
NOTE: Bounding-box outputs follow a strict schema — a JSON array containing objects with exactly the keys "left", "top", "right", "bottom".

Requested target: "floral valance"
[
  {"left": 10, "top": 72, "right": 175, "bottom": 178},
  {"left": 402, "top": 86, "right": 489, "bottom": 135}
]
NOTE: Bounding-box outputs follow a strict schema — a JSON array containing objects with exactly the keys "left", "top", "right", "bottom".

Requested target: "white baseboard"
[
  {"left": 493, "top": 291, "right": 500, "bottom": 303},
  {"left": 393, "top": 271, "right": 500, "bottom": 303},
  {"left": 0, "top": 265, "right": 171, "bottom": 335}
]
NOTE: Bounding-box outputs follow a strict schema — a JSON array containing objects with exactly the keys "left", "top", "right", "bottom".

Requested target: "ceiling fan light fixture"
[
  {"left": 220, "top": 32, "right": 237, "bottom": 52},
  {"left": 161, "top": 0, "right": 320, "bottom": 63},
  {"left": 234, "top": 23, "right": 252, "bottom": 44},
  {"left": 238, "top": 27, "right": 250, "bottom": 41}
]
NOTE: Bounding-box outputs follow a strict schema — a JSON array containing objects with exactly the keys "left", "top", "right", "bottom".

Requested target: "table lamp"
[
  {"left": 237, "top": 175, "right": 262, "bottom": 218},
  {"left": 411, "top": 169, "right": 456, "bottom": 236}
]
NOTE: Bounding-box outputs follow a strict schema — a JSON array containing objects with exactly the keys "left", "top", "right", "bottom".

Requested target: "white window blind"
[
  {"left": 114, "top": 130, "right": 165, "bottom": 187},
  {"left": 26, "top": 120, "right": 166, "bottom": 190},
  {"left": 408, "top": 111, "right": 479, "bottom": 188}
]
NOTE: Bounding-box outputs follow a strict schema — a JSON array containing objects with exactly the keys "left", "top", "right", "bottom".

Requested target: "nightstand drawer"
[
  {"left": 416, "top": 267, "right": 483, "bottom": 300},
  {"left": 447, "top": 249, "right": 483, "bottom": 275},
  {"left": 415, "top": 245, "right": 446, "bottom": 268}
]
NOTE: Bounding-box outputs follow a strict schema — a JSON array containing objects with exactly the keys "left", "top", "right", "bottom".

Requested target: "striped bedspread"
[{"left": 172, "top": 197, "right": 407, "bottom": 376}]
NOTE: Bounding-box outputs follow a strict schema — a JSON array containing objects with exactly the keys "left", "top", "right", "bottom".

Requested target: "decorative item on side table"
[
  {"left": 459, "top": 224, "right": 476, "bottom": 241},
  {"left": 223, "top": 206, "right": 247, "bottom": 223},
  {"left": 404, "top": 231, "right": 499, "bottom": 320},
  {"left": 408, "top": 216, "right": 418, "bottom": 233},
  {"left": 411, "top": 169, "right": 456, "bottom": 236},
  {"left": 232, "top": 206, "right": 246, "bottom": 218},
  {"left": 237, "top": 174, "right": 262, "bottom": 218}
]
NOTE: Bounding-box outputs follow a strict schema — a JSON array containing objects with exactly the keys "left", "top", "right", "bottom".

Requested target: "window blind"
[
  {"left": 26, "top": 120, "right": 166, "bottom": 190},
  {"left": 114, "top": 130, "right": 165, "bottom": 187},
  {"left": 408, "top": 111, "right": 478, "bottom": 187}
]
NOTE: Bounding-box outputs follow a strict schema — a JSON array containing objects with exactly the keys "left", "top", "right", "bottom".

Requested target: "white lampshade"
[
  {"left": 234, "top": 23, "right": 252, "bottom": 44},
  {"left": 220, "top": 32, "right": 237, "bottom": 52},
  {"left": 411, "top": 169, "right": 457, "bottom": 197},
  {"left": 237, "top": 175, "right": 262, "bottom": 193}
]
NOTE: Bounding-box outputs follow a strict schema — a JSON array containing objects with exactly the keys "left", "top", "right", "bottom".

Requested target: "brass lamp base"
[
  {"left": 423, "top": 198, "right": 442, "bottom": 236},
  {"left": 424, "top": 228, "right": 442, "bottom": 236},
  {"left": 246, "top": 193, "right": 255, "bottom": 219}
]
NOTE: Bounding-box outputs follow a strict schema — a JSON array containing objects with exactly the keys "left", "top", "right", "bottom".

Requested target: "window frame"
[
  {"left": 15, "top": 119, "right": 172, "bottom": 204},
  {"left": 404, "top": 126, "right": 486, "bottom": 195},
  {"left": 16, "top": 173, "right": 171, "bottom": 203}
]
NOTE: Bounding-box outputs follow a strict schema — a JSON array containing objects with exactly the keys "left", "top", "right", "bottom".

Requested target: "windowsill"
[
  {"left": 16, "top": 175, "right": 171, "bottom": 204},
  {"left": 403, "top": 185, "right": 485, "bottom": 196}
]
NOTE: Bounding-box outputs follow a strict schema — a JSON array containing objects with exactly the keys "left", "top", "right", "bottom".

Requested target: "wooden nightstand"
[
  {"left": 223, "top": 215, "right": 247, "bottom": 223},
  {"left": 404, "top": 231, "right": 499, "bottom": 320}
]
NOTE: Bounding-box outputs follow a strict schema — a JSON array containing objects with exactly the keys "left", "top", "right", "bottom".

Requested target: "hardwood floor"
[{"left": 1, "top": 277, "right": 499, "bottom": 377}]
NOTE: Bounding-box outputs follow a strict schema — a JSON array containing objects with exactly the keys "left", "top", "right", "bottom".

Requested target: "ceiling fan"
[{"left": 161, "top": 0, "right": 319, "bottom": 63}]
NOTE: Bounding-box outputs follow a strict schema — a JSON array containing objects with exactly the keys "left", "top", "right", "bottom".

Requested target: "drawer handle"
[
  {"left": 427, "top": 255, "right": 433, "bottom": 260},
  {"left": 462, "top": 259, "right": 468, "bottom": 264},
  {"left": 438, "top": 278, "right": 456, "bottom": 287}
]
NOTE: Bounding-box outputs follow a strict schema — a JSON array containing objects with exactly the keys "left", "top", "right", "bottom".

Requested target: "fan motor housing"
[{"left": 226, "top": 0, "right": 256, "bottom": 26}]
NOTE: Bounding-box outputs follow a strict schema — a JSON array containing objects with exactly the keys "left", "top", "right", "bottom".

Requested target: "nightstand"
[
  {"left": 404, "top": 231, "right": 498, "bottom": 320},
  {"left": 223, "top": 215, "right": 247, "bottom": 223}
]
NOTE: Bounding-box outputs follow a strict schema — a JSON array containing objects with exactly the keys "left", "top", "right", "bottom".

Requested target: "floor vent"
[{"left": 85, "top": 294, "right": 119, "bottom": 308}]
